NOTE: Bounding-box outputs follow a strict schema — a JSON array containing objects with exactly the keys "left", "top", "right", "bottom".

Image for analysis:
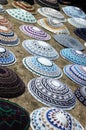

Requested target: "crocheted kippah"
[
  {"left": 0, "top": 0, "right": 8, "bottom": 5},
  {"left": 75, "top": 86, "right": 86, "bottom": 106},
  {"left": 35, "top": 0, "right": 60, "bottom": 10},
  {"left": 0, "top": 99, "right": 30, "bottom": 130},
  {"left": 0, "top": 66, "right": 25, "bottom": 98},
  {"left": 58, "top": 0, "right": 72, "bottom": 5}
]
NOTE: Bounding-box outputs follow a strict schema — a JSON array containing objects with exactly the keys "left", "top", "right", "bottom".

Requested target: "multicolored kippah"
[
  {"left": 0, "top": 66, "right": 25, "bottom": 98},
  {"left": 30, "top": 107, "right": 84, "bottom": 130},
  {"left": 0, "top": 25, "right": 19, "bottom": 46},
  {"left": 0, "top": 15, "right": 13, "bottom": 29},
  {"left": 0, "top": 46, "right": 16, "bottom": 66},
  {"left": 37, "top": 18, "right": 69, "bottom": 34},
  {"left": 0, "top": 99, "right": 30, "bottom": 130},
  {"left": 12, "top": 1, "right": 36, "bottom": 14}
]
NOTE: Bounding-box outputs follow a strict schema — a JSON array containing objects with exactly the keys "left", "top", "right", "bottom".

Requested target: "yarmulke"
[
  {"left": 68, "top": 18, "right": 86, "bottom": 28},
  {"left": 62, "top": 6, "right": 86, "bottom": 19},
  {"left": 0, "top": 46, "right": 16, "bottom": 66},
  {"left": 53, "top": 34, "right": 84, "bottom": 50},
  {"left": 19, "top": 25, "right": 51, "bottom": 40},
  {"left": 30, "top": 107, "right": 84, "bottom": 130},
  {"left": 22, "top": 39, "right": 59, "bottom": 60},
  {"left": 0, "top": 4, "right": 5, "bottom": 13},
  {"left": 63, "top": 64, "right": 86, "bottom": 87},
  {"left": 38, "top": 7, "right": 66, "bottom": 22},
  {"left": 0, "top": 99, "right": 30, "bottom": 130},
  {"left": 0, "top": 0, "right": 8, "bottom": 5},
  {"left": 23, "top": 56, "right": 63, "bottom": 78},
  {"left": 58, "top": 0, "right": 72, "bottom": 5},
  {"left": 0, "top": 25, "right": 19, "bottom": 46},
  {"left": 0, "top": 15, "right": 13, "bottom": 29},
  {"left": 75, "top": 86, "right": 86, "bottom": 106},
  {"left": 37, "top": 18, "right": 70, "bottom": 34},
  {"left": 60, "top": 48, "right": 86, "bottom": 66},
  {"left": 28, "top": 77, "right": 76, "bottom": 110},
  {"left": 21, "top": 0, "right": 34, "bottom": 5},
  {"left": 6, "top": 8, "right": 36, "bottom": 23},
  {"left": 35, "top": 0, "right": 60, "bottom": 10},
  {"left": 74, "top": 28, "right": 86, "bottom": 41},
  {"left": 12, "top": 1, "right": 36, "bottom": 14},
  {"left": 0, "top": 66, "right": 25, "bottom": 98}
]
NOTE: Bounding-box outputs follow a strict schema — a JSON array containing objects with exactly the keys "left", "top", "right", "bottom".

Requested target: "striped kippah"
[{"left": 0, "top": 66, "right": 25, "bottom": 98}]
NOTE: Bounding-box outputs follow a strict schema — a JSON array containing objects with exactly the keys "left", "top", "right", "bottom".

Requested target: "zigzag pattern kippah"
[{"left": 0, "top": 99, "right": 30, "bottom": 130}]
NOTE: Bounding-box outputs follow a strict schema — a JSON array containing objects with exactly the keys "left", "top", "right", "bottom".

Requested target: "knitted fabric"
[
  {"left": 0, "top": 99, "right": 30, "bottom": 130},
  {"left": 0, "top": 66, "right": 25, "bottom": 98}
]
